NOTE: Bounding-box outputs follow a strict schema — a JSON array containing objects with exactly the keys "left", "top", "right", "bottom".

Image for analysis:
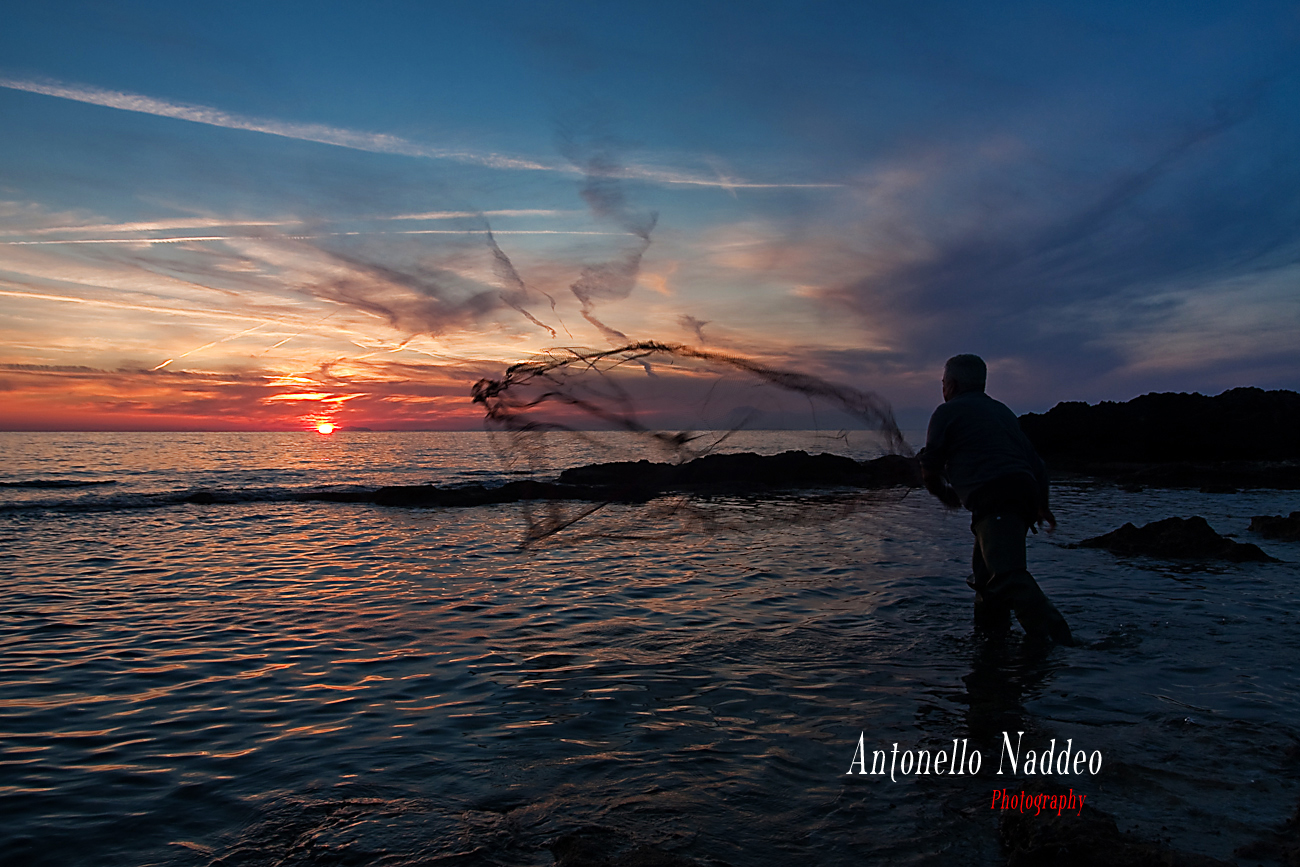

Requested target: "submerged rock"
[
  {"left": 999, "top": 784, "right": 1231, "bottom": 866},
  {"left": 1249, "top": 511, "right": 1300, "bottom": 542},
  {"left": 1077, "top": 516, "right": 1276, "bottom": 562}
]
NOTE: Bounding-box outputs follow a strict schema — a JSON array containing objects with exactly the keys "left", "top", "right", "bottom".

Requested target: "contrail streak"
[
  {"left": 0, "top": 230, "right": 625, "bottom": 245},
  {"left": 1, "top": 77, "right": 840, "bottom": 189},
  {"left": 0, "top": 286, "right": 266, "bottom": 322},
  {"left": 2, "top": 236, "right": 238, "bottom": 245},
  {"left": 152, "top": 322, "right": 268, "bottom": 370},
  {"left": 5, "top": 210, "right": 571, "bottom": 238},
  {"left": 0, "top": 77, "right": 553, "bottom": 171},
  {"left": 16, "top": 218, "right": 285, "bottom": 236}
]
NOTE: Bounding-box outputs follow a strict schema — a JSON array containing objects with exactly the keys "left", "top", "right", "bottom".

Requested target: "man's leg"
[
  {"left": 971, "top": 513, "right": 1073, "bottom": 646},
  {"left": 968, "top": 534, "right": 1012, "bottom": 632}
]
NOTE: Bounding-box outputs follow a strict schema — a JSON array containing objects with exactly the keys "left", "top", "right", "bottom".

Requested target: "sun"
[{"left": 316, "top": 422, "right": 336, "bottom": 434}]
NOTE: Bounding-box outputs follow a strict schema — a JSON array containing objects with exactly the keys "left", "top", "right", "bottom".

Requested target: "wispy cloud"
[
  {"left": 0, "top": 285, "right": 268, "bottom": 323},
  {"left": 12, "top": 218, "right": 287, "bottom": 236},
  {"left": 3, "top": 236, "right": 249, "bottom": 245},
  {"left": 385, "top": 209, "right": 573, "bottom": 221},
  {"left": 0, "top": 77, "right": 838, "bottom": 189},
  {"left": 0, "top": 76, "right": 557, "bottom": 171},
  {"left": 1, "top": 210, "right": 571, "bottom": 238},
  {"left": 1, "top": 229, "right": 624, "bottom": 245}
]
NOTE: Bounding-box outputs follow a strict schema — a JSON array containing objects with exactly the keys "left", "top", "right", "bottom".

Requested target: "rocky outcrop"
[
  {"left": 1249, "top": 511, "right": 1300, "bottom": 542},
  {"left": 1019, "top": 388, "right": 1300, "bottom": 463},
  {"left": 1017, "top": 388, "right": 1300, "bottom": 489},
  {"left": 1076, "top": 516, "right": 1276, "bottom": 562}
]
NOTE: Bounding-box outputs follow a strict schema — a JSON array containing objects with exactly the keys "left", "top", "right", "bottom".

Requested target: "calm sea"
[{"left": 1, "top": 431, "right": 1297, "bottom": 866}]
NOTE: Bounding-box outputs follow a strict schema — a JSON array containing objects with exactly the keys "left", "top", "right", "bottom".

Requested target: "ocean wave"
[{"left": 0, "top": 484, "right": 379, "bottom": 515}]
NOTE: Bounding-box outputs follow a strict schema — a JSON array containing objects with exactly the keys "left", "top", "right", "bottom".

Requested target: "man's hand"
[
  {"left": 1036, "top": 505, "right": 1057, "bottom": 532},
  {"left": 922, "top": 467, "right": 962, "bottom": 509},
  {"left": 936, "top": 485, "right": 961, "bottom": 509}
]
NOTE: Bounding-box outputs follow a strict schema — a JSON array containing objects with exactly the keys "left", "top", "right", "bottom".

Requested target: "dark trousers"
[{"left": 968, "top": 513, "right": 1073, "bottom": 645}]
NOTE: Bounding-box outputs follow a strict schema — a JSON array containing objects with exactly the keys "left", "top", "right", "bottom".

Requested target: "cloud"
[
  {"left": 0, "top": 76, "right": 557, "bottom": 170},
  {"left": 0, "top": 229, "right": 625, "bottom": 246},
  {"left": 0, "top": 77, "right": 838, "bottom": 190},
  {"left": 0, "top": 192, "right": 677, "bottom": 370},
  {"left": 0, "top": 209, "right": 580, "bottom": 239},
  {"left": 0, "top": 285, "right": 268, "bottom": 324},
  {"left": 10, "top": 217, "right": 287, "bottom": 236},
  {"left": 270, "top": 245, "right": 503, "bottom": 338},
  {"left": 786, "top": 83, "right": 1300, "bottom": 400}
]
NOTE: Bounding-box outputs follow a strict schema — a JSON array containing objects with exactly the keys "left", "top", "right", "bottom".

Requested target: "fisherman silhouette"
[{"left": 919, "top": 354, "right": 1073, "bottom": 645}]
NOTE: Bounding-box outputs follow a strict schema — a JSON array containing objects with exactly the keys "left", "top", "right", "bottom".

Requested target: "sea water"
[{"left": 1, "top": 431, "right": 1297, "bottom": 866}]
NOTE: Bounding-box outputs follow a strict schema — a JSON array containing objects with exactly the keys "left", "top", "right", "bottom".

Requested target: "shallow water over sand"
[{"left": 2, "top": 432, "right": 1298, "bottom": 865}]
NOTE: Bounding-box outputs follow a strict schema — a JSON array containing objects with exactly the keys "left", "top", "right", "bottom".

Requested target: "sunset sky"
[{"left": 2, "top": 1, "right": 1298, "bottom": 431}]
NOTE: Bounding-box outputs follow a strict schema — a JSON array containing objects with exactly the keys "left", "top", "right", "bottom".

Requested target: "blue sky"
[{"left": 1, "top": 1, "right": 1297, "bottom": 429}]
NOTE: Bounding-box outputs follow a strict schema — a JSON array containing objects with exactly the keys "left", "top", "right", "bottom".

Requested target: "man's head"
[{"left": 941, "top": 354, "right": 986, "bottom": 401}]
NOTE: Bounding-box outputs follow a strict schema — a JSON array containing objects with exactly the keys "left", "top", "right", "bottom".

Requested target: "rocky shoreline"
[{"left": 188, "top": 389, "right": 1300, "bottom": 510}]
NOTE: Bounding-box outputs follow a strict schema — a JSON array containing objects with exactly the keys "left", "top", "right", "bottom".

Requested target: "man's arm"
[{"left": 920, "top": 408, "right": 962, "bottom": 508}]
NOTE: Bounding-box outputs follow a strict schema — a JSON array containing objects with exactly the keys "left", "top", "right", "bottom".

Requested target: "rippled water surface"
[{"left": 2, "top": 432, "right": 1298, "bottom": 866}]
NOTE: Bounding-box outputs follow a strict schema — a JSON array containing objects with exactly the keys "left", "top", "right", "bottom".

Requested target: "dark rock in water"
[
  {"left": 1250, "top": 511, "right": 1300, "bottom": 542},
  {"left": 551, "top": 827, "right": 707, "bottom": 867},
  {"left": 557, "top": 450, "right": 919, "bottom": 492},
  {"left": 1078, "top": 516, "right": 1276, "bottom": 562},
  {"left": 1000, "top": 785, "right": 1231, "bottom": 866},
  {"left": 1019, "top": 387, "right": 1300, "bottom": 463},
  {"left": 371, "top": 452, "right": 920, "bottom": 509}
]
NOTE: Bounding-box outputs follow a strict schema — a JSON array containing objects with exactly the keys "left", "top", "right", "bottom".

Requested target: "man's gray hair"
[{"left": 943, "top": 354, "right": 986, "bottom": 393}]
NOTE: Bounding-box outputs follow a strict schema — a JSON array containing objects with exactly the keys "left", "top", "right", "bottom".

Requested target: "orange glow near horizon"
[{"left": 316, "top": 422, "right": 336, "bottom": 434}]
